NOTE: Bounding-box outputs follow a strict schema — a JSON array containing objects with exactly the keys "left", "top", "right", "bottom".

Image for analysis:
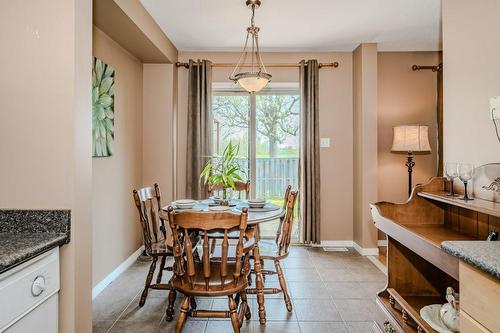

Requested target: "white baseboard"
[
  {"left": 353, "top": 242, "right": 379, "bottom": 256},
  {"left": 92, "top": 246, "right": 143, "bottom": 299},
  {"left": 367, "top": 255, "right": 388, "bottom": 275},
  {"left": 377, "top": 240, "right": 388, "bottom": 247}
]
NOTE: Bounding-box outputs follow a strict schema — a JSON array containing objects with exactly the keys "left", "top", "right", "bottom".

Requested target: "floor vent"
[{"left": 322, "top": 247, "right": 349, "bottom": 252}]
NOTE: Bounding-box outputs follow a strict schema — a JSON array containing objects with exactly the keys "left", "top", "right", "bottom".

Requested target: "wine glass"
[
  {"left": 458, "top": 163, "right": 475, "bottom": 201},
  {"left": 445, "top": 163, "right": 459, "bottom": 197}
]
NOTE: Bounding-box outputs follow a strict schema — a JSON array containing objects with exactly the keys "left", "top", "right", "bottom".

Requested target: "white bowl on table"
[
  {"left": 174, "top": 199, "right": 196, "bottom": 209},
  {"left": 247, "top": 198, "right": 267, "bottom": 208}
]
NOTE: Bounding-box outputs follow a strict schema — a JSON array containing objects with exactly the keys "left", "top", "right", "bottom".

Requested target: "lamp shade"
[
  {"left": 391, "top": 125, "right": 431, "bottom": 152},
  {"left": 235, "top": 72, "right": 271, "bottom": 93}
]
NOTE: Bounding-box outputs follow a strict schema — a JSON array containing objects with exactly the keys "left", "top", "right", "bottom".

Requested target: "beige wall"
[
  {"left": 378, "top": 52, "right": 439, "bottom": 204},
  {"left": 0, "top": 0, "right": 93, "bottom": 331},
  {"left": 353, "top": 44, "right": 378, "bottom": 249},
  {"left": 143, "top": 64, "right": 176, "bottom": 202},
  {"left": 177, "top": 51, "right": 354, "bottom": 241},
  {"left": 442, "top": 0, "right": 500, "bottom": 165},
  {"left": 92, "top": 27, "right": 144, "bottom": 286}
]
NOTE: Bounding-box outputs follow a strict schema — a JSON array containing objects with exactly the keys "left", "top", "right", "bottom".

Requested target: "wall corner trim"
[
  {"left": 353, "top": 242, "right": 379, "bottom": 256},
  {"left": 92, "top": 246, "right": 144, "bottom": 299}
]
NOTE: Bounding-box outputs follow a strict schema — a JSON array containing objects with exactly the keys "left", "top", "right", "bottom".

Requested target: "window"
[{"left": 212, "top": 84, "right": 301, "bottom": 242}]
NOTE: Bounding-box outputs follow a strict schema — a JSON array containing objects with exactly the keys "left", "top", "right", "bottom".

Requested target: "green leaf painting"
[{"left": 92, "top": 57, "right": 115, "bottom": 157}]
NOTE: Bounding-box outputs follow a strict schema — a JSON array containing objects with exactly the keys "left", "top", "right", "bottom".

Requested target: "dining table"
[{"left": 164, "top": 198, "right": 285, "bottom": 325}]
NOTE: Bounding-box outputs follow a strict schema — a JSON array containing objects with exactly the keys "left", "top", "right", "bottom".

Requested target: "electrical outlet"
[
  {"left": 320, "top": 138, "right": 330, "bottom": 148},
  {"left": 490, "top": 96, "right": 500, "bottom": 120}
]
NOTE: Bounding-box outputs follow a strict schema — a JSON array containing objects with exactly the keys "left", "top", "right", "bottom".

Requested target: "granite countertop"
[
  {"left": 441, "top": 241, "right": 500, "bottom": 279},
  {"left": 0, "top": 210, "right": 70, "bottom": 274},
  {"left": 0, "top": 233, "right": 68, "bottom": 273}
]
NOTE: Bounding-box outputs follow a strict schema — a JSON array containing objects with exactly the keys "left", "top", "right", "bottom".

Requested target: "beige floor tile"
[
  {"left": 293, "top": 299, "right": 342, "bottom": 322},
  {"left": 287, "top": 281, "right": 329, "bottom": 299},
  {"left": 345, "top": 321, "right": 376, "bottom": 333},
  {"left": 205, "top": 319, "right": 253, "bottom": 333},
  {"left": 283, "top": 268, "right": 321, "bottom": 282},
  {"left": 159, "top": 318, "right": 207, "bottom": 332},
  {"left": 251, "top": 298, "right": 296, "bottom": 321},
  {"left": 299, "top": 321, "right": 348, "bottom": 333},
  {"left": 281, "top": 257, "right": 315, "bottom": 268},
  {"left": 325, "top": 282, "right": 367, "bottom": 299},
  {"left": 333, "top": 299, "right": 385, "bottom": 322},
  {"left": 92, "top": 288, "right": 138, "bottom": 322},
  {"left": 317, "top": 268, "right": 356, "bottom": 282},
  {"left": 93, "top": 251, "right": 390, "bottom": 332},
  {"left": 108, "top": 320, "right": 159, "bottom": 333},
  {"left": 253, "top": 320, "right": 301, "bottom": 333},
  {"left": 119, "top": 295, "right": 166, "bottom": 322},
  {"left": 92, "top": 320, "right": 114, "bottom": 333}
]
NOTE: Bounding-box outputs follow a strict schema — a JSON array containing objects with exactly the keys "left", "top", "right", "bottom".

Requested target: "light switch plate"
[
  {"left": 490, "top": 96, "right": 500, "bottom": 120},
  {"left": 320, "top": 138, "right": 330, "bottom": 148}
]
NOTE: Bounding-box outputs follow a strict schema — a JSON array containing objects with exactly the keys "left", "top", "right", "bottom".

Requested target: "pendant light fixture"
[{"left": 229, "top": 0, "right": 271, "bottom": 93}]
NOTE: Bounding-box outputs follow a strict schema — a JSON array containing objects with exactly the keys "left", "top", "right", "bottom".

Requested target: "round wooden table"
[
  {"left": 167, "top": 199, "right": 284, "bottom": 324},
  {"left": 189, "top": 199, "right": 285, "bottom": 224}
]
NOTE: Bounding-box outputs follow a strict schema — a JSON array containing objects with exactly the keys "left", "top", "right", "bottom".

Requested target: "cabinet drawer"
[
  {"left": 460, "top": 262, "right": 500, "bottom": 333},
  {"left": 460, "top": 310, "right": 490, "bottom": 333}
]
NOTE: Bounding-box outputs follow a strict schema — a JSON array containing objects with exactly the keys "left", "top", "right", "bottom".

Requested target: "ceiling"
[{"left": 140, "top": 0, "right": 441, "bottom": 52}]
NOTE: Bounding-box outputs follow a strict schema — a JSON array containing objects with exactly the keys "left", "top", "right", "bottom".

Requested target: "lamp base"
[{"left": 405, "top": 152, "right": 415, "bottom": 197}]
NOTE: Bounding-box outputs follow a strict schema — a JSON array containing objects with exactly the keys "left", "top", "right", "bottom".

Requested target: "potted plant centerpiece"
[{"left": 200, "top": 141, "right": 245, "bottom": 206}]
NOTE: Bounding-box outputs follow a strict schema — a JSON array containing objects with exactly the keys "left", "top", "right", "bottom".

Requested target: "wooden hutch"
[{"left": 370, "top": 164, "right": 500, "bottom": 333}]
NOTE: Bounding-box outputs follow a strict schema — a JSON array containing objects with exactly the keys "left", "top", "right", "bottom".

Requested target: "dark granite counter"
[
  {"left": 0, "top": 210, "right": 70, "bottom": 274},
  {"left": 441, "top": 241, "right": 500, "bottom": 280}
]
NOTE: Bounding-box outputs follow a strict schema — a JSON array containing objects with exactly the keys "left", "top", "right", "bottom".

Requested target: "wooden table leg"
[{"left": 251, "top": 226, "right": 266, "bottom": 325}]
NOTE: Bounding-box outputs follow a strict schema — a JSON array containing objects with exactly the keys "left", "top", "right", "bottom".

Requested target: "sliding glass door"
[{"left": 212, "top": 88, "right": 301, "bottom": 242}]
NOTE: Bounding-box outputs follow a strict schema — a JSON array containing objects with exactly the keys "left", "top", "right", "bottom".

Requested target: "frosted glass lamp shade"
[
  {"left": 234, "top": 72, "right": 271, "bottom": 93},
  {"left": 391, "top": 125, "right": 431, "bottom": 152}
]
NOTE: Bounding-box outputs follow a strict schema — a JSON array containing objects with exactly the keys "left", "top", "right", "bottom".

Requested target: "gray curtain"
[
  {"left": 300, "top": 59, "right": 321, "bottom": 244},
  {"left": 186, "top": 59, "right": 212, "bottom": 200}
]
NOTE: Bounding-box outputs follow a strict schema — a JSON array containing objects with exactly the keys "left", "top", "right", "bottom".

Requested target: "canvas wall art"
[{"left": 92, "top": 57, "right": 115, "bottom": 157}]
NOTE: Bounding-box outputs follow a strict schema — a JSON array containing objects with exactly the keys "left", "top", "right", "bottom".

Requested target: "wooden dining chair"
[
  {"left": 132, "top": 184, "right": 174, "bottom": 309},
  {"left": 247, "top": 189, "right": 298, "bottom": 312},
  {"left": 208, "top": 180, "right": 250, "bottom": 199},
  {"left": 165, "top": 206, "right": 253, "bottom": 333}
]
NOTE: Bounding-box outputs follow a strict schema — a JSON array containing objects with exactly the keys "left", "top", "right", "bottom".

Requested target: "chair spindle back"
[
  {"left": 166, "top": 207, "right": 250, "bottom": 290},
  {"left": 276, "top": 190, "right": 298, "bottom": 256},
  {"left": 276, "top": 185, "right": 292, "bottom": 241},
  {"left": 133, "top": 183, "right": 166, "bottom": 254}
]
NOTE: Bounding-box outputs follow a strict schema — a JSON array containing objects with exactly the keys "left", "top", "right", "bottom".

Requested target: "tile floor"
[{"left": 93, "top": 246, "right": 388, "bottom": 333}]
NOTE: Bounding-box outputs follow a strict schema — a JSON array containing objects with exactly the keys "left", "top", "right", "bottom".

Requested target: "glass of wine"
[
  {"left": 445, "top": 163, "right": 459, "bottom": 197},
  {"left": 458, "top": 163, "right": 475, "bottom": 201}
]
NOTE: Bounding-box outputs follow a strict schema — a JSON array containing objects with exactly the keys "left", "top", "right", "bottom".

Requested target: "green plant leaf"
[
  {"left": 106, "top": 132, "right": 114, "bottom": 155},
  {"left": 94, "top": 58, "right": 104, "bottom": 85},
  {"left": 105, "top": 118, "right": 114, "bottom": 132},
  {"left": 104, "top": 64, "right": 114, "bottom": 78},
  {"left": 108, "top": 83, "right": 114, "bottom": 97},
  {"left": 98, "top": 94, "right": 113, "bottom": 108},
  {"left": 100, "top": 77, "right": 113, "bottom": 94},
  {"left": 104, "top": 107, "right": 114, "bottom": 119}
]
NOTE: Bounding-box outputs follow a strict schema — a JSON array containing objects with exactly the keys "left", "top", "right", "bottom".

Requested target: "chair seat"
[
  {"left": 172, "top": 262, "right": 248, "bottom": 296},
  {"left": 256, "top": 239, "right": 287, "bottom": 259},
  {"left": 148, "top": 235, "right": 173, "bottom": 255}
]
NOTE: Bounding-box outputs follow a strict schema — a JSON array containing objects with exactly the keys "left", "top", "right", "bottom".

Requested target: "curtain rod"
[
  {"left": 175, "top": 61, "right": 339, "bottom": 69},
  {"left": 412, "top": 63, "right": 442, "bottom": 72}
]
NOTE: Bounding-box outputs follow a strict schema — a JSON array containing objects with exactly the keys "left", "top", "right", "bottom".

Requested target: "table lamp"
[{"left": 391, "top": 125, "right": 431, "bottom": 197}]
